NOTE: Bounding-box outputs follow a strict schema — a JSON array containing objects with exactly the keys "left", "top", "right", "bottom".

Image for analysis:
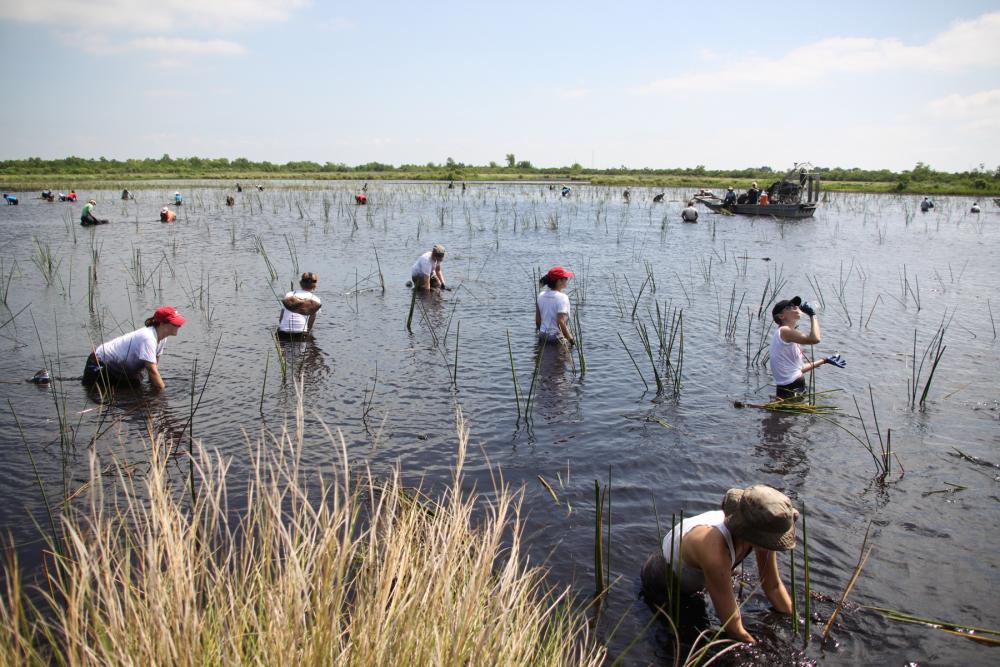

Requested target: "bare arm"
[
  {"left": 307, "top": 311, "right": 317, "bottom": 332},
  {"left": 145, "top": 361, "right": 165, "bottom": 391},
  {"left": 755, "top": 548, "right": 792, "bottom": 613},
  {"left": 779, "top": 316, "right": 821, "bottom": 346},
  {"left": 701, "top": 546, "right": 755, "bottom": 643},
  {"left": 557, "top": 312, "right": 574, "bottom": 343},
  {"left": 434, "top": 265, "right": 446, "bottom": 289}
]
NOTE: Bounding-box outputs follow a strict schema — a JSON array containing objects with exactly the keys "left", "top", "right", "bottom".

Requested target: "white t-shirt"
[
  {"left": 537, "top": 289, "right": 571, "bottom": 337},
  {"left": 769, "top": 327, "right": 804, "bottom": 385},
  {"left": 96, "top": 326, "right": 165, "bottom": 376},
  {"left": 279, "top": 290, "right": 321, "bottom": 333},
  {"left": 411, "top": 251, "right": 440, "bottom": 278}
]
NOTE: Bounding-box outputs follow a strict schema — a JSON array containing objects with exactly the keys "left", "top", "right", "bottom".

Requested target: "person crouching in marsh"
[
  {"left": 536, "top": 266, "right": 575, "bottom": 346},
  {"left": 160, "top": 207, "right": 176, "bottom": 223},
  {"left": 641, "top": 485, "right": 796, "bottom": 644},
  {"left": 225, "top": 195, "right": 235, "bottom": 207},
  {"left": 80, "top": 199, "right": 108, "bottom": 226},
  {"left": 410, "top": 245, "right": 449, "bottom": 290},
  {"left": 278, "top": 272, "right": 321, "bottom": 340},
  {"left": 83, "top": 306, "right": 186, "bottom": 391},
  {"left": 770, "top": 296, "right": 845, "bottom": 400}
]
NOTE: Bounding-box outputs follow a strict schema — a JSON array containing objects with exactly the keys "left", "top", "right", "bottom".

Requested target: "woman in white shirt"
[
  {"left": 82, "top": 306, "right": 186, "bottom": 391},
  {"left": 769, "top": 296, "right": 845, "bottom": 399},
  {"left": 410, "top": 245, "right": 448, "bottom": 290},
  {"left": 278, "top": 272, "right": 321, "bottom": 340},
  {"left": 536, "top": 266, "right": 575, "bottom": 345}
]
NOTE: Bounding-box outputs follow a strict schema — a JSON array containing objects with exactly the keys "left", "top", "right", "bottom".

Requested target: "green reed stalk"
[
  {"left": 406, "top": 286, "right": 417, "bottom": 333},
  {"left": 259, "top": 351, "right": 269, "bottom": 415},
  {"left": 452, "top": 321, "right": 460, "bottom": 388},
  {"left": 594, "top": 480, "right": 605, "bottom": 595},
  {"left": 802, "top": 503, "right": 811, "bottom": 646},
  {"left": 617, "top": 333, "right": 648, "bottom": 391},
  {"left": 573, "top": 307, "right": 586, "bottom": 377},
  {"left": 372, "top": 243, "right": 385, "bottom": 293},
  {"left": 790, "top": 543, "right": 799, "bottom": 636},
  {"left": 606, "top": 467, "right": 612, "bottom": 591},
  {"left": 506, "top": 330, "right": 522, "bottom": 419},
  {"left": 636, "top": 321, "right": 663, "bottom": 394}
]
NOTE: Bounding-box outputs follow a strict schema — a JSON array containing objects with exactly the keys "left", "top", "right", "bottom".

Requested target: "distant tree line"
[{"left": 2, "top": 155, "right": 998, "bottom": 191}]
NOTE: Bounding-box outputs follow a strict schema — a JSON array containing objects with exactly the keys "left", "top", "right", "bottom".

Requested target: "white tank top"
[
  {"left": 769, "top": 327, "right": 803, "bottom": 385},
  {"left": 660, "top": 510, "right": 737, "bottom": 594}
]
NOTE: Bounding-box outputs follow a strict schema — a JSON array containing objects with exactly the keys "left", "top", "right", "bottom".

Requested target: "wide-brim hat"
[
  {"left": 722, "top": 485, "right": 798, "bottom": 551},
  {"left": 771, "top": 296, "right": 801, "bottom": 323}
]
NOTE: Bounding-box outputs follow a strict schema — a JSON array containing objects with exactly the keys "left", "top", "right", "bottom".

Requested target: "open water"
[{"left": 0, "top": 182, "right": 997, "bottom": 664}]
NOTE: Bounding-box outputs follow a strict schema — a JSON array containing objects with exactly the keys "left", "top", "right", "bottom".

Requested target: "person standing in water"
[
  {"left": 536, "top": 266, "right": 575, "bottom": 345},
  {"left": 278, "top": 272, "right": 321, "bottom": 340},
  {"left": 82, "top": 306, "right": 186, "bottom": 391},
  {"left": 410, "top": 245, "right": 448, "bottom": 290},
  {"left": 641, "top": 485, "right": 797, "bottom": 644},
  {"left": 769, "top": 296, "right": 845, "bottom": 399}
]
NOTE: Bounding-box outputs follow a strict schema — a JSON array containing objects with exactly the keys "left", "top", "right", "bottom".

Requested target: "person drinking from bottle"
[{"left": 769, "top": 296, "right": 845, "bottom": 399}]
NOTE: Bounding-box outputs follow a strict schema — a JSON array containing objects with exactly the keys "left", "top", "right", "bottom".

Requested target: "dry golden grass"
[{"left": 0, "top": 388, "right": 604, "bottom": 666}]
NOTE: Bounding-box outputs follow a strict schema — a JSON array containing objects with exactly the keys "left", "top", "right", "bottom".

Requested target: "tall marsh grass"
[{"left": 0, "top": 393, "right": 604, "bottom": 667}]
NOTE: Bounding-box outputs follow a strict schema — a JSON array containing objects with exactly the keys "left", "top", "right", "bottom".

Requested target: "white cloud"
[
  {"left": 927, "top": 89, "right": 1000, "bottom": 129},
  {"left": 558, "top": 88, "right": 590, "bottom": 99},
  {"left": 128, "top": 37, "right": 246, "bottom": 55},
  {"left": 634, "top": 11, "right": 1000, "bottom": 94},
  {"left": 0, "top": 0, "right": 310, "bottom": 32}
]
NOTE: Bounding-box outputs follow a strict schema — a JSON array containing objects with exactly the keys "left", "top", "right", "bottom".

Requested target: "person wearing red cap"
[
  {"left": 82, "top": 306, "right": 186, "bottom": 391},
  {"left": 536, "top": 266, "right": 575, "bottom": 345}
]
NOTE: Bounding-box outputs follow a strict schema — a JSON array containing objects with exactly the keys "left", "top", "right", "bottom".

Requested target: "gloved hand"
[
  {"left": 441, "top": 285, "right": 452, "bottom": 291},
  {"left": 825, "top": 354, "right": 846, "bottom": 368},
  {"left": 799, "top": 302, "right": 816, "bottom": 317}
]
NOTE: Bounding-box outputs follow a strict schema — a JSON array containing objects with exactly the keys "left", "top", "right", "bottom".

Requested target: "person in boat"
[
  {"left": 83, "top": 306, "right": 186, "bottom": 391},
  {"left": 174, "top": 191, "right": 183, "bottom": 206},
  {"left": 278, "top": 272, "right": 321, "bottom": 340},
  {"left": 641, "top": 485, "right": 797, "bottom": 644},
  {"left": 920, "top": 197, "right": 934, "bottom": 212},
  {"left": 759, "top": 190, "right": 770, "bottom": 206},
  {"left": 653, "top": 193, "right": 665, "bottom": 203},
  {"left": 747, "top": 182, "right": 760, "bottom": 205},
  {"left": 160, "top": 207, "right": 176, "bottom": 223},
  {"left": 681, "top": 201, "right": 699, "bottom": 222},
  {"left": 410, "top": 244, "right": 448, "bottom": 291},
  {"left": 561, "top": 186, "right": 571, "bottom": 197},
  {"left": 3, "top": 194, "right": 18, "bottom": 205},
  {"left": 536, "top": 266, "right": 575, "bottom": 346},
  {"left": 770, "top": 296, "right": 845, "bottom": 399},
  {"left": 723, "top": 187, "right": 737, "bottom": 207},
  {"left": 80, "top": 199, "right": 108, "bottom": 226},
  {"left": 970, "top": 202, "right": 981, "bottom": 213},
  {"left": 698, "top": 188, "right": 716, "bottom": 198}
]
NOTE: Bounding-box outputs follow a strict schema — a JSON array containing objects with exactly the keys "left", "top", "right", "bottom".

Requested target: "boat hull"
[{"left": 695, "top": 197, "right": 817, "bottom": 219}]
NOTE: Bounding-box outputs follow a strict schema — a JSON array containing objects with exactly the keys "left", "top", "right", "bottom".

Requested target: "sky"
[{"left": 1, "top": 0, "right": 998, "bottom": 172}]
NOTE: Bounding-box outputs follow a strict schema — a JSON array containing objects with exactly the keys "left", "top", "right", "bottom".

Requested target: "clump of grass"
[{"left": 0, "top": 398, "right": 605, "bottom": 666}]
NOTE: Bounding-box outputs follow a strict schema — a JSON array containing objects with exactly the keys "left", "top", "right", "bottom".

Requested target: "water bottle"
[{"left": 802, "top": 301, "right": 821, "bottom": 314}]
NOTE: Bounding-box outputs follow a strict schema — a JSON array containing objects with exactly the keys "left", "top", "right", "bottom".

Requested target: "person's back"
[
  {"left": 681, "top": 204, "right": 698, "bottom": 222},
  {"left": 537, "top": 288, "right": 570, "bottom": 338}
]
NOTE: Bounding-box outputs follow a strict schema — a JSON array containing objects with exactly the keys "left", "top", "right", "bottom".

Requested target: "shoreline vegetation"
[
  {"left": 2, "top": 156, "right": 999, "bottom": 196},
  {"left": 1, "top": 398, "right": 607, "bottom": 666}
]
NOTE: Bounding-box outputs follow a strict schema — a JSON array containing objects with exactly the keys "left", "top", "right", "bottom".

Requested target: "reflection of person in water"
[
  {"left": 641, "top": 485, "right": 796, "bottom": 644},
  {"left": 83, "top": 306, "right": 186, "bottom": 391}
]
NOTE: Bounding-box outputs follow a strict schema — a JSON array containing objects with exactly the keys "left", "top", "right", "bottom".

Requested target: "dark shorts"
[
  {"left": 276, "top": 329, "right": 311, "bottom": 341},
  {"left": 776, "top": 376, "right": 806, "bottom": 399},
  {"left": 82, "top": 353, "right": 138, "bottom": 388}
]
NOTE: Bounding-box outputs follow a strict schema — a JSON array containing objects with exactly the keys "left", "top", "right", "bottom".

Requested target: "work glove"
[
  {"left": 825, "top": 354, "right": 846, "bottom": 368},
  {"left": 799, "top": 302, "right": 816, "bottom": 317},
  {"left": 441, "top": 285, "right": 452, "bottom": 291}
]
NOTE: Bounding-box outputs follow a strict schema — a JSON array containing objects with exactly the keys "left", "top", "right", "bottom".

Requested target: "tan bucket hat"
[{"left": 722, "top": 485, "right": 798, "bottom": 551}]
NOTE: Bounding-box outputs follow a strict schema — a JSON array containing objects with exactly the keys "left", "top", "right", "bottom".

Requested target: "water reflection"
[
  {"left": 531, "top": 340, "right": 580, "bottom": 423},
  {"left": 276, "top": 336, "right": 332, "bottom": 391},
  {"left": 754, "top": 411, "right": 810, "bottom": 478}
]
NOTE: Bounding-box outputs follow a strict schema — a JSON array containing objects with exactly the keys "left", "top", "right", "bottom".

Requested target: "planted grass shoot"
[
  {"left": 908, "top": 318, "right": 949, "bottom": 410},
  {"left": 0, "top": 400, "right": 605, "bottom": 666},
  {"left": 31, "top": 237, "right": 61, "bottom": 286}
]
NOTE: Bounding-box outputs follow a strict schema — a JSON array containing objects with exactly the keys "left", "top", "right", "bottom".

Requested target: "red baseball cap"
[
  {"left": 153, "top": 306, "right": 186, "bottom": 326},
  {"left": 546, "top": 266, "right": 575, "bottom": 280}
]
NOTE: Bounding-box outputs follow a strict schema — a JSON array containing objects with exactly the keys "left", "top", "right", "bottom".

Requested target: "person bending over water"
[
  {"left": 536, "top": 266, "right": 575, "bottom": 346},
  {"left": 410, "top": 245, "right": 448, "bottom": 290},
  {"left": 641, "top": 485, "right": 797, "bottom": 644},
  {"left": 769, "top": 296, "right": 845, "bottom": 399},
  {"left": 278, "top": 272, "right": 322, "bottom": 340},
  {"left": 82, "top": 306, "right": 186, "bottom": 391}
]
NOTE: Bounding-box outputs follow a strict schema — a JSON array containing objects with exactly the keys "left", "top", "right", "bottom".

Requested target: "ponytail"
[{"left": 144, "top": 317, "right": 157, "bottom": 327}]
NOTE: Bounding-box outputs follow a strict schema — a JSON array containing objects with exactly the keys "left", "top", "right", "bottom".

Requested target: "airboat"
[{"left": 695, "top": 163, "right": 820, "bottom": 219}]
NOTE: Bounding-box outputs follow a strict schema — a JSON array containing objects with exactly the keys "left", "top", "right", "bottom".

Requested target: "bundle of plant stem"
[{"left": 0, "top": 396, "right": 603, "bottom": 666}]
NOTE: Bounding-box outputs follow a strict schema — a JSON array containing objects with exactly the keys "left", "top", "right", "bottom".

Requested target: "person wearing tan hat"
[
  {"left": 82, "top": 306, "right": 186, "bottom": 391},
  {"left": 536, "top": 266, "right": 575, "bottom": 345},
  {"left": 641, "top": 485, "right": 797, "bottom": 644},
  {"left": 410, "top": 244, "right": 449, "bottom": 290}
]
